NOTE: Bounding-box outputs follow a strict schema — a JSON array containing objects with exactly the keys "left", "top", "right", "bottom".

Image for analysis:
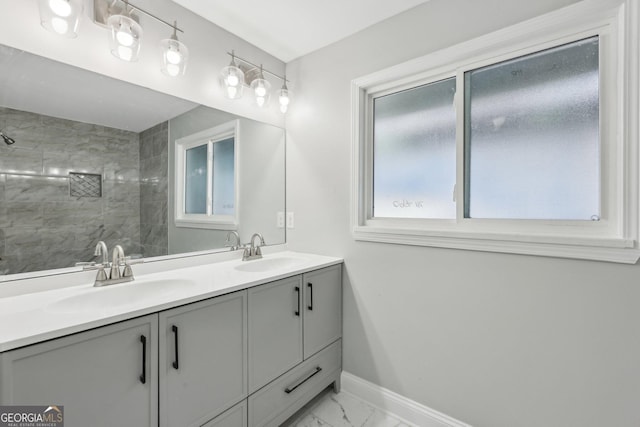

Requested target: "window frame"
[
  {"left": 351, "top": 0, "right": 640, "bottom": 263},
  {"left": 174, "top": 120, "right": 239, "bottom": 230}
]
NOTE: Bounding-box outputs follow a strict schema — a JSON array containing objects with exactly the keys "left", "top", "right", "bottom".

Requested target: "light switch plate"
[
  {"left": 277, "top": 212, "right": 285, "bottom": 228},
  {"left": 286, "top": 212, "right": 294, "bottom": 229}
]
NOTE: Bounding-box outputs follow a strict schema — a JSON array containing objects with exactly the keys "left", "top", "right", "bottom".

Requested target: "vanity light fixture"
[
  {"left": 107, "top": 10, "right": 143, "bottom": 62},
  {"left": 37, "top": 0, "right": 82, "bottom": 38},
  {"left": 278, "top": 77, "right": 291, "bottom": 114},
  {"left": 160, "top": 21, "right": 188, "bottom": 77},
  {"left": 221, "top": 51, "right": 290, "bottom": 113},
  {"left": 250, "top": 65, "right": 271, "bottom": 108},
  {"left": 98, "top": 0, "right": 186, "bottom": 69},
  {"left": 220, "top": 51, "right": 245, "bottom": 100}
]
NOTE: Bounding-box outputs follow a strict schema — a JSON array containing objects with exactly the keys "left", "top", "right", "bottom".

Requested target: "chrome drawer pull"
[{"left": 284, "top": 366, "right": 322, "bottom": 394}]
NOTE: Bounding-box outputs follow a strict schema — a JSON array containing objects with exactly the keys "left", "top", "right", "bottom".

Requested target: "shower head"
[{"left": 0, "top": 131, "right": 15, "bottom": 145}]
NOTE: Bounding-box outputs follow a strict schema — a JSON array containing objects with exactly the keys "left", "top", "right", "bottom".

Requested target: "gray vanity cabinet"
[
  {"left": 159, "top": 290, "right": 248, "bottom": 427},
  {"left": 248, "top": 265, "right": 342, "bottom": 394},
  {"left": 302, "top": 265, "right": 342, "bottom": 359},
  {"left": 0, "top": 314, "right": 158, "bottom": 427},
  {"left": 248, "top": 276, "right": 304, "bottom": 393}
]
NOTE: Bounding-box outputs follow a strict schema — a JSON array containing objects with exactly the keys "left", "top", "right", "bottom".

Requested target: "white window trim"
[
  {"left": 175, "top": 120, "right": 240, "bottom": 230},
  {"left": 351, "top": 0, "right": 640, "bottom": 263}
]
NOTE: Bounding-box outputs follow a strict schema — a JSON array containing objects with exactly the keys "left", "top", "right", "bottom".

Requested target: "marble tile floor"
[{"left": 281, "top": 387, "right": 413, "bottom": 427}]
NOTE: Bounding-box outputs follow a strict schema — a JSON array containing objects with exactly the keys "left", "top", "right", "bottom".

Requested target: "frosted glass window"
[
  {"left": 464, "top": 37, "right": 600, "bottom": 220},
  {"left": 212, "top": 137, "right": 235, "bottom": 215},
  {"left": 373, "top": 78, "right": 457, "bottom": 219},
  {"left": 185, "top": 144, "right": 207, "bottom": 214}
]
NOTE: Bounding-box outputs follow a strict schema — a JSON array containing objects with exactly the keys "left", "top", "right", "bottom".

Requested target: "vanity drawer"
[
  {"left": 202, "top": 400, "right": 247, "bottom": 427},
  {"left": 248, "top": 340, "right": 341, "bottom": 427}
]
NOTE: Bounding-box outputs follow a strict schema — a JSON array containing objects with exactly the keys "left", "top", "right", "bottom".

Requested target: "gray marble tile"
[
  {"left": 140, "top": 153, "right": 167, "bottom": 181},
  {"left": 103, "top": 179, "right": 141, "bottom": 204},
  {"left": 3, "top": 227, "right": 43, "bottom": 255},
  {"left": 151, "top": 131, "right": 168, "bottom": 158},
  {"left": 43, "top": 199, "right": 103, "bottom": 227},
  {"left": 140, "top": 244, "right": 167, "bottom": 258},
  {"left": 140, "top": 200, "right": 168, "bottom": 226},
  {"left": 0, "top": 202, "right": 44, "bottom": 227},
  {"left": 42, "top": 150, "right": 104, "bottom": 177},
  {"left": 141, "top": 224, "right": 167, "bottom": 248},
  {"left": 0, "top": 228, "right": 5, "bottom": 258},
  {"left": 103, "top": 161, "right": 139, "bottom": 182},
  {"left": 0, "top": 146, "right": 43, "bottom": 174},
  {"left": 4, "top": 174, "right": 69, "bottom": 202},
  {"left": 0, "top": 174, "right": 5, "bottom": 201}
]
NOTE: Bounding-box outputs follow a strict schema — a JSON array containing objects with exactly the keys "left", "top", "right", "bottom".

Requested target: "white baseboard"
[{"left": 340, "top": 371, "right": 472, "bottom": 427}]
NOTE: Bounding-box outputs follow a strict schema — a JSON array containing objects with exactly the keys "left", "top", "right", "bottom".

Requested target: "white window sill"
[
  {"left": 175, "top": 218, "right": 238, "bottom": 231},
  {"left": 352, "top": 226, "right": 640, "bottom": 264}
]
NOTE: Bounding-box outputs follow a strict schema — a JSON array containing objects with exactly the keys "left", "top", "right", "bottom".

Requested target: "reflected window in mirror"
[{"left": 175, "top": 120, "right": 238, "bottom": 229}]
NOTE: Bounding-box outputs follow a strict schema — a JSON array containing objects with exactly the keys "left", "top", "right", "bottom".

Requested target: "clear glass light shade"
[
  {"left": 220, "top": 65, "right": 245, "bottom": 100},
  {"left": 278, "top": 86, "right": 291, "bottom": 113},
  {"left": 37, "top": 0, "right": 82, "bottom": 38},
  {"left": 251, "top": 78, "right": 271, "bottom": 107},
  {"left": 160, "top": 38, "right": 188, "bottom": 77},
  {"left": 107, "top": 15, "right": 143, "bottom": 62}
]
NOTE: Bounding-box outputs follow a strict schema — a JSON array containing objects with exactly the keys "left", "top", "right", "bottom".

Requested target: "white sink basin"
[
  {"left": 234, "top": 256, "right": 305, "bottom": 273},
  {"left": 47, "top": 278, "right": 195, "bottom": 314}
]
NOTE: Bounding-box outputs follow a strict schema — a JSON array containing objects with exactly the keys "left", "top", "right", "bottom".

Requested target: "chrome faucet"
[
  {"left": 225, "top": 231, "right": 242, "bottom": 251},
  {"left": 243, "top": 233, "right": 265, "bottom": 261},
  {"left": 110, "top": 245, "right": 125, "bottom": 280},
  {"left": 94, "top": 241, "right": 109, "bottom": 266}
]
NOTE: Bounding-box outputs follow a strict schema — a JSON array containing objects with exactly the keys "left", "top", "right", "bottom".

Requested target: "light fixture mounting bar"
[
  {"left": 226, "top": 51, "right": 287, "bottom": 82},
  {"left": 100, "top": 0, "right": 184, "bottom": 33}
]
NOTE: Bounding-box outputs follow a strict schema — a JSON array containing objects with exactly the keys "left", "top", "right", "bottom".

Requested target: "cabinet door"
[
  {"left": 0, "top": 315, "right": 158, "bottom": 427},
  {"left": 248, "top": 276, "right": 303, "bottom": 393},
  {"left": 159, "top": 290, "right": 248, "bottom": 427},
  {"left": 303, "top": 265, "right": 342, "bottom": 359}
]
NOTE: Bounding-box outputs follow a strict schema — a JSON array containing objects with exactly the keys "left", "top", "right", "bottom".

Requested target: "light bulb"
[
  {"left": 165, "top": 48, "right": 182, "bottom": 65},
  {"left": 49, "top": 0, "right": 71, "bottom": 17},
  {"left": 116, "top": 23, "right": 134, "bottom": 47},
  {"left": 280, "top": 104, "right": 288, "bottom": 113},
  {"left": 279, "top": 93, "right": 290, "bottom": 107},
  {"left": 117, "top": 46, "right": 133, "bottom": 61},
  {"left": 51, "top": 17, "right": 69, "bottom": 34},
  {"left": 227, "top": 86, "right": 238, "bottom": 99},
  {"left": 166, "top": 64, "right": 180, "bottom": 77},
  {"left": 227, "top": 73, "right": 239, "bottom": 87},
  {"left": 254, "top": 84, "right": 267, "bottom": 98},
  {"left": 256, "top": 96, "right": 266, "bottom": 107}
]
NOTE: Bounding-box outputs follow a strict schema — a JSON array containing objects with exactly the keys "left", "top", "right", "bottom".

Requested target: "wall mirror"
[{"left": 0, "top": 44, "right": 286, "bottom": 280}]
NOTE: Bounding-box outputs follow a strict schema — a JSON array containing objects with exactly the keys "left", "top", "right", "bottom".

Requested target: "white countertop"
[{"left": 0, "top": 251, "right": 342, "bottom": 352}]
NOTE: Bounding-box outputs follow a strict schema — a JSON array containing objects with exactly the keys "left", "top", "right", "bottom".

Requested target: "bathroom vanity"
[{"left": 0, "top": 251, "right": 342, "bottom": 427}]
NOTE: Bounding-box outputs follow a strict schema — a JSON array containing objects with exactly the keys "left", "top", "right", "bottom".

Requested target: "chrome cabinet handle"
[{"left": 285, "top": 366, "right": 322, "bottom": 394}]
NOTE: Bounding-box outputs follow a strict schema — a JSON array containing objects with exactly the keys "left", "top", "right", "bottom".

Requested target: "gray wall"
[
  {"left": 286, "top": 1, "right": 640, "bottom": 426},
  {"left": 0, "top": 107, "right": 141, "bottom": 274}
]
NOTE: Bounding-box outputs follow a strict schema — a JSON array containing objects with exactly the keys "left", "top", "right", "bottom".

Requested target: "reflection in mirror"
[{"left": 0, "top": 44, "right": 285, "bottom": 279}]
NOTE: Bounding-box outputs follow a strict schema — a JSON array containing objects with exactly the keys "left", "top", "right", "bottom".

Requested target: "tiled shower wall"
[
  {"left": 0, "top": 107, "right": 144, "bottom": 275},
  {"left": 139, "top": 122, "right": 169, "bottom": 257}
]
